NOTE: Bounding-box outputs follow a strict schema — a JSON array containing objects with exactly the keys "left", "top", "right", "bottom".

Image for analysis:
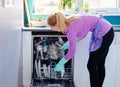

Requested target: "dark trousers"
[{"left": 87, "top": 28, "right": 114, "bottom": 87}]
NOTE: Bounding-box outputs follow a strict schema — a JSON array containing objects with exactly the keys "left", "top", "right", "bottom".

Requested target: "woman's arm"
[
  {"left": 65, "top": 30, "right": 77, "bottom": 60},
  {"left": 61, "top": 38, "right": 82, "bottom": 51}
]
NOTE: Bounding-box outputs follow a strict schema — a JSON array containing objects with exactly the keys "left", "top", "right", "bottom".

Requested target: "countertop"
[
  {"left": 22, "top": 26, "right": 64, "bottom": 35},
  {"left": 22, "top": 26, "right": 51, "bottom": 31},
  {"left": 22, "top": 25, "right": 120, "bottom": 32}
]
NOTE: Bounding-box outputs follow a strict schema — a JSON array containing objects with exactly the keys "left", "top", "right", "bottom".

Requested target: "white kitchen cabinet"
[
  {"left": 103, "top": 32, "right": 117, "bottom": 87},
  {"left": 74, "top": 32, "right": 120, "bottom": 87},
  {"left": 114, "top": 32, "right": 120, "bottom": 87},
  {"left": 74, "top": 32, "right": 91, "bottom": 87},
  {"left": 22, "top": 31, "right": 32, "bottom": 87},
  {"left": 103, "top": 32, "right": 120, "bottom": 87}
]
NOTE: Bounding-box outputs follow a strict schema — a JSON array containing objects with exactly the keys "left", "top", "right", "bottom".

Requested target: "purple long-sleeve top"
[{"left": 65, "top": 15, "right": 112, "bottom": 60}]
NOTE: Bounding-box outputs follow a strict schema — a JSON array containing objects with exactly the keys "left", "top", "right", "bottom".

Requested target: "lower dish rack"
[{"left": 31, "top": 35, "right": 75, "bottom": 87}]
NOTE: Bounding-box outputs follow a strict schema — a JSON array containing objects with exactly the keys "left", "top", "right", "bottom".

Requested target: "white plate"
[{"left": 31, "top": 21, "right": 47, "bottom": 27}]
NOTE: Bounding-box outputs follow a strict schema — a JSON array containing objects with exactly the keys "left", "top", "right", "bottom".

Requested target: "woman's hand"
[
  {"left": 54, "top": 57, "right": 68, "bottom": 72},
  {"left": 61, "top": 41, "right": 69, "bottom": 51}
]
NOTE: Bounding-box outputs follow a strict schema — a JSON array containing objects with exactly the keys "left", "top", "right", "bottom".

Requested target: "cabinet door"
[
  {"left": 103, "top": 32, "right": 117, "bottom": 87},
  {"left": 74, "top": 32, "right": 118, "bottom": 87},
  {"left": 74, "top": 32, "right": 91, "bottom": 87},
  {"left": 23, "top": 31, "right": 32, "bottom": 87},
  {"left": 115, "top": 32, "right": 120, "bottom": 87}
]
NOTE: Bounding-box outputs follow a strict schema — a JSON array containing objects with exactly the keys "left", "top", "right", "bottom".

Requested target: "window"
[
  {"left": 32, "top": 0, "right": 119, "bottom": 15},
  {"left": 33, "top": 0, "right": 59, "bottom": 14},
  {"left": 85, "top": 0, "right": 117, "bottom": 8},
  {"left": 33, "top": 0, "right": 75, "bottom": 15},
  {"left": 83, "top": 0, "right": 119, "bottom": 14}
]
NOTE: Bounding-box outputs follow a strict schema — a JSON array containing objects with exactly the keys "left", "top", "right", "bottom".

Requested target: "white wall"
[{"left": 0, "top": 0, "right": 23, "bottom": 87}]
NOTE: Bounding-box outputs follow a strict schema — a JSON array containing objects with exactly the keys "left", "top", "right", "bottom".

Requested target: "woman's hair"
[{"left": 47, "top": 12, "right": 78, "bottom": 32}]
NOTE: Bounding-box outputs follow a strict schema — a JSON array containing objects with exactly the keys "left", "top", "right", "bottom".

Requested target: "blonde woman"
[{"left": 47, "top": 12, "right": 114, "bottom": 87}]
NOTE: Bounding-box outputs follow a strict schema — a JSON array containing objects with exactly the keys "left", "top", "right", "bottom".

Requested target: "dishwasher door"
[{"left": 31, "top": 32, "right": 75, "bottom": 87}]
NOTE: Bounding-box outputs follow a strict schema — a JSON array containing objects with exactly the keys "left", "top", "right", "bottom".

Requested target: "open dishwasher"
[{"left": 31, "top": 31, "right": 75, "bottom": 87}]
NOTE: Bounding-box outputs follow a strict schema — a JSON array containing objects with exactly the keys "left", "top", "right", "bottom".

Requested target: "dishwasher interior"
[{"left": 31, "top": 32, "right": 75, "bottom": 87}]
